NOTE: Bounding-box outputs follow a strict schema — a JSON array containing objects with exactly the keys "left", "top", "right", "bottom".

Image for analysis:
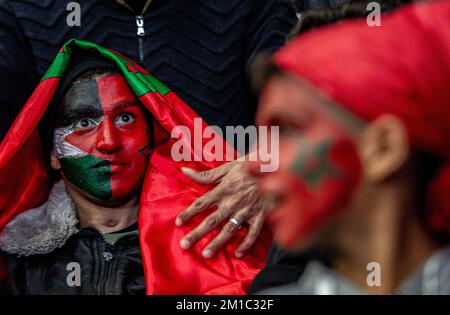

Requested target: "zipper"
[
  {"left": 136, "top": 15, "right": 145, "bottom": 63},
  {"left": 81, "top": 226, "right": 137, "bottom": 294}
]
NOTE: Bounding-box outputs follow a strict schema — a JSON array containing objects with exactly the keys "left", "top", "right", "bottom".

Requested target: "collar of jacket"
[{"left": 0, "top": 180, "right": 79, "bottom": 257}]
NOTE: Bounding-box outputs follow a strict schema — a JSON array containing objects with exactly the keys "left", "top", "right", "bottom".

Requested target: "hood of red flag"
[{"left": 0, "top": 39, "right": 272, "bottom": 294}]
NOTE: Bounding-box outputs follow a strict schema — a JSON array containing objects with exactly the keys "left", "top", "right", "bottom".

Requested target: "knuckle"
[
  {"left": 205, "top": 216, "right": 218, "bottom": 229},
  {"left": 193, "top": 199, "right": 205, "bottom": 210},
  {"left": 225, "top": 222, "right": 239, "bottom": 234},
  {"left": 207, "top": 241, "right": 220, "bottom": 252},
  {"left": 200, "top": 171, "right": 211, "bottom": 181},
  {"left": 186, "top": 231, "right": 199, "bottom": 243},
  {"left": 219, "top": 206, "right": 230, "bottom": 216}
]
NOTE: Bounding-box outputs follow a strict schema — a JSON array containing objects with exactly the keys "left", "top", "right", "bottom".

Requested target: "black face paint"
[{"left": 57, "top": 80, "right": 103, "bottom": 127}]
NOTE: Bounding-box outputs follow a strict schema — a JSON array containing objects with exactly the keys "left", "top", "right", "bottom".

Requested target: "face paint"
[
  {"left": 54, "top": 74, "right": 151, "bottom": 202},
  {"left": 253, "top": 76, "right": 362, "bottom": 249}
]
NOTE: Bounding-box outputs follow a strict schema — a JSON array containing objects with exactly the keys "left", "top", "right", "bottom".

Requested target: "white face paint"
[
  {"left": 53, "top": 117, "right": 103, "bottom": 159},
  {"left": 53, "top": 127, "right": 86, "bottom": 159}
]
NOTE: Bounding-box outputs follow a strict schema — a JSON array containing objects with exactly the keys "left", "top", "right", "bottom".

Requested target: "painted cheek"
[
  {"left": 64, "top": 129, "right": 99, "bottom": 155},
  {"left": 268, "top": 135, "right": 362, "bottom": 249}
]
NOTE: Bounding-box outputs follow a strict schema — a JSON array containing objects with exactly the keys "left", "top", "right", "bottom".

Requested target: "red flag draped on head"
[
  {"left": 273, "top": 0, "right": 450, "bottom": 235},
  {"left": 0, "top": 40, "right": 272, "bottom": 294}
]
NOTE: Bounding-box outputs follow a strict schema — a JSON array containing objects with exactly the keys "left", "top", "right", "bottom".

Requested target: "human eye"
[
  {"left": 115, "top": 113, "right": 135, "bottom": 126},
  {"left": 73, "top": 118, "right": 98, "bottom": 131}
]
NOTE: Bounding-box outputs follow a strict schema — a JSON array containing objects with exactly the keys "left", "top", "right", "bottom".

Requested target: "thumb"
[
  {"left": 181, "top": 164, "right": 232, "bottom": 184},
  {"left": 181, "top": 167, "right": 216, "bottom": 184}
]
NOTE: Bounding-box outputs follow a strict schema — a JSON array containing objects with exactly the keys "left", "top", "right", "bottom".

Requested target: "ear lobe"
[
  {"left": 359, "top": 115, "right": 410, "bottom": 183},
  {"left": 50, "top": 150, "right": 62, "bottom": 170}
]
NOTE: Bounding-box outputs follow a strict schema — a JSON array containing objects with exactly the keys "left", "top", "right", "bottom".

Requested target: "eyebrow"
[
  {"left": 110, "top": 100, "right": 141, "bottom": 112},
  {"left": 59, "top": 104, "right": 103, "bottom": 126},
  {"left": 58, "top": 100, "right": 141, "bottom": 127}
]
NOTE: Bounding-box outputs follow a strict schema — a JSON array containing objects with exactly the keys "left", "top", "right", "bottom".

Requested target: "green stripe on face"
[{"left": 60, "top": 154, "right": 112, "bottom": 200}]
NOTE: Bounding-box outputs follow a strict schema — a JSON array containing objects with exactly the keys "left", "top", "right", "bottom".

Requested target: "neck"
[
  {"left": 329, "top": 183, "right": 438, "bottom": 294},
  {"left": 65, "top": 181, "right": 139, "bottom": 234}
]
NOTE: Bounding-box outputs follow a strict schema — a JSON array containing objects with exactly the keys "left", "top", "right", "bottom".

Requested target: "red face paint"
[
  {"left": 252, "top": 76, "right": 362, "bottom": 249},
  {"left": 56, "top": 74, "right": 151, "bottom": 202}
]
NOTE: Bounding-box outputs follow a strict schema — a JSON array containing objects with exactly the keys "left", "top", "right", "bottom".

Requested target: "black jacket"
[
  {"left": 0, "top": 0, "right": 298, "bottom": 138},
  {"left": 0, "top": 181, "right": 144, "bottom": 295},
  {"left": 7, "top": 226, "right": 145, "bottom": 295}
]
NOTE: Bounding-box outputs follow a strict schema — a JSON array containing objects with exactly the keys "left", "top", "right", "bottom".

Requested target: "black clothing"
[
  {"left": 7, "top": 225, "right": 145, "bottom": 295},
  {"left": 248, "top": 245, "right": 330, "bottom": 294}
]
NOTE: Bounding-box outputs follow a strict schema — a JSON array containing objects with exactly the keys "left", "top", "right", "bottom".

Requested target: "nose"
[{"left": 96, "top": 120, "right": 121, "bottom": 154}]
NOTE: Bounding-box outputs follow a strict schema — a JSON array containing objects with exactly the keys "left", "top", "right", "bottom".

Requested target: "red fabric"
[
  {"left": 0, "top": 51, "right": 271, "bottom": 294},
  {"left": 274, "top": 0, "right": 450, "bottom": 235}
]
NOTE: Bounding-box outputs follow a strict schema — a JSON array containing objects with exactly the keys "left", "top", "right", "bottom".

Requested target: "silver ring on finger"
[{"left": 229, "top": 217, "right": 242, "bottom": 230}]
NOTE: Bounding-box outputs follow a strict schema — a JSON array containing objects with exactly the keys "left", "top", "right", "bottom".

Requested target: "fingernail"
[
  {"left": 175, "top": 217, "right": 183, "bottom": 226},
  {"left": 202, "top": 249, "right": 213, "bottom": 259},
  {"left": 235, "top": 252, "right": 243, "bottom": 258},
  {"left": 180, "top": 239, "right": 190, "bottom": 250}
]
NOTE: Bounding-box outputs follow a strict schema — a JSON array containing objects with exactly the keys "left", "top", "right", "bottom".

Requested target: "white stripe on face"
[{"left": 53, "top": 126, "right": 87, "bottom": 159}]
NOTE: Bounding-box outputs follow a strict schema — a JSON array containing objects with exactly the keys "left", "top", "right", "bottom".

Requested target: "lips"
[{"left": 92, "top": 159, "right": 127, "bottom": 169}]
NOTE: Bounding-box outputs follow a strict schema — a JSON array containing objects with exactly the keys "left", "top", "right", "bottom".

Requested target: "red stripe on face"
[{"left": 97, "top": 75, "right": 151, "bottom": 200}]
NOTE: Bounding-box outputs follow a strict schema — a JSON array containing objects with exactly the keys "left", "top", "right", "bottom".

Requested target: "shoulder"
[{"left": 0, "top": 181, "right": 79, "bottom": 257}]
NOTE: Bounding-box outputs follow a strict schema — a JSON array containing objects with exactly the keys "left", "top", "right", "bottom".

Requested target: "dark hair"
[
  {"left": 251, "top": 0, "right": 416, "bottom": 92},
  {"left": 250, "top": 53, "right": 284, "bottom": 95},
  {"left": 289, "top": 0, "right": 415, "bottom": 40}
]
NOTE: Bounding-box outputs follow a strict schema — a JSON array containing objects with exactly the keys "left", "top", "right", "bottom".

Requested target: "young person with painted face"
[
  {"left": 0, "top": 52, "right": 150, "bottom": 294},
  {"left": 250, "top": 0, "right": 450, "bottom": 294},
  {"left": 0, "top": 40, "right": 272, "bottom": 294}
]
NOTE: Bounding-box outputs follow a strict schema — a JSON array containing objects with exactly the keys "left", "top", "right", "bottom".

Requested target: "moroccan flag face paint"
[
  {"left": 254, "top": 76, "right": 362, "bottom": 249},
  {"left": 54, "top": 74, "right": 151, "bottom": 202}
]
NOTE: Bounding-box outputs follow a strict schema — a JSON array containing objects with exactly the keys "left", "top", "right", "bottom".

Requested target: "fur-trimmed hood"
[{"left": 0, "top": 180, "right": 79, "bottom": 257}]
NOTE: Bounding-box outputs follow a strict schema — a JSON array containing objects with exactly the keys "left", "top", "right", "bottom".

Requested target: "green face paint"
[{"left": 60, "top": 155, "right": 112, "bottom": 200}]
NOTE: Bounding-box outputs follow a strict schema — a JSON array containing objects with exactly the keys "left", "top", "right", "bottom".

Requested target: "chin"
[{"left": 273, "top": 221, "right": 331, "bottom": 254}]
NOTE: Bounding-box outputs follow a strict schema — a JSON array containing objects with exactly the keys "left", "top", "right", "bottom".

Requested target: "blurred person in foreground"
[
  {"left": 248, "top": 0, "right": 416, "bottom": 293},
  {"left": 250, "top": 0, "right": 450, "bottom": 294}
]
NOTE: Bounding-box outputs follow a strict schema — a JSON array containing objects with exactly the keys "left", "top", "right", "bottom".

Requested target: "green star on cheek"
[
  {"left": 290, "top": 140, "right": 339, "bottom": 190},
  {"left": 60, "top": 155, "right": 112, "bottom": 200}
]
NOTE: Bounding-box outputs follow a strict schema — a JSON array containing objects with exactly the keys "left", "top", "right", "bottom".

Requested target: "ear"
[
  {"left": 358, "top": 115, "right": 410, "bottom": 183},
  {"left": 50, "top": 150, "right": 62, "bottom": 170}
]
